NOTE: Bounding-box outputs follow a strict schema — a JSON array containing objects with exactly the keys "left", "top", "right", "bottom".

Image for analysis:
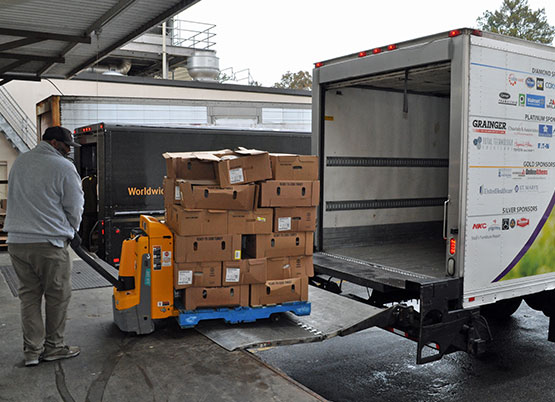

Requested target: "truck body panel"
[
  {"left": 463, "top": 35, "right": 555, "bottom": 306},
  {"left": 312, "top": 29, "right": 555, "bottom": 309}
]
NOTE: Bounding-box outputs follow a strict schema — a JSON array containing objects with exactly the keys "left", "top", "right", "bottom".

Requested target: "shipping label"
[
  {"left": 229, "top": 167, "right": 244, "bottom": 184},
  {"left": 278, "top": 217, "right": 292, "bottom": 231},
  {"left": 225, "top": 268, "right": 241, "bottom": 283},
  {"left": 178, "top": 270, "right": 193, "bottom": 285}
]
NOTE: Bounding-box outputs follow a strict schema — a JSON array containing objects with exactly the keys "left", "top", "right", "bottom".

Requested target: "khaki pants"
[{"left": 8, "top": 242, "right": 72, "bottom": 360}]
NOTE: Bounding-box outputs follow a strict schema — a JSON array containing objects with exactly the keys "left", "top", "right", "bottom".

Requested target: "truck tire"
[
  {"left": 525, "top": 290, "right": 555, "bottom": 315},
  {"left": 481, "top": 297, "right": 522, "bottom": 320}
]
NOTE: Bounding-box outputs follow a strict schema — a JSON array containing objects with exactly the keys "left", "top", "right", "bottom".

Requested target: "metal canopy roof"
[{"left": 0, "top": 0, "right": 199, "bottom": 85}]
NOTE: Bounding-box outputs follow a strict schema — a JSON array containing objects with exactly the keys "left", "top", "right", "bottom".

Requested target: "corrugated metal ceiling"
[{"left": 0, "top": 0, "right": 200, "bottom": 84}]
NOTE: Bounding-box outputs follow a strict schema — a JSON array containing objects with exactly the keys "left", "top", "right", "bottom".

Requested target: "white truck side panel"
[{"left": 463, "top": 36, "right": 555, "bottom": 307}]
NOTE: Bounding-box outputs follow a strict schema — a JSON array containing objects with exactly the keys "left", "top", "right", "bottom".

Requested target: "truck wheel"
[
  {"left": 481, "top": 297, "right": 522, "bottom": 320},
  {"left": 524, "top": 290, "right": 555, "bottom": 314}
]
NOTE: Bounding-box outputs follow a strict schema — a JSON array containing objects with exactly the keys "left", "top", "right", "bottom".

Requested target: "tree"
[
  {"left": 477, "top": 0, "right": 555, "bottom": 44},
  {"left": 274, "top": 70, "right": 312, "bottom": 90}
]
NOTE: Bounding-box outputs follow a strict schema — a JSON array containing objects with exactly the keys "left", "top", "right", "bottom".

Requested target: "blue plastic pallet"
[{"left": 176, "top": 301, "right": 311, "bottom": 328}]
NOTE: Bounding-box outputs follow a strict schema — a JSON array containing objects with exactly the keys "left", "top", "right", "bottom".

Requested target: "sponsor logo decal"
[
  {"left": 539, "top": 124, "right": 553, "bottom": 137},
  {"left": 473, "top": 223, "right": 487, "bottom": 230},
  {"left": 519, "top": 93, "right": 526, "bottom": 106},
  {"left": 488, "top": 219, "right": 502, "bottom": 232},
  {"left": 526, "top": 77, "right": 535, "bottom": 88},
  {"left": 498, "top": 92, "right": 517, "bottom": 106},
  {"left": 479, "top": 185, "right": 513, "bottom": 195},
  {"left": 536, "top": 78, "right": 544, "bottom": 91},
  {"left": 508, "top": 73, "right": 523, "bottom": 86},
  {"left": 526, "top": 94, "right": 545, "bottom": 108},
  {"left": 548, "top": 99, "right": 555, "bottom": 109},
  {"left": 498, "top": 168, "right": 512, "bottom": 178},
  {"left": 472, "top": 136, "right": 513, "bottom": 150},
  {"left": 502, "top": 218, "right": 510, "bottom": 230},
  {"left": 472, "top": 119, "right": 507, "bottom": 134},
  {"left": 510, "top": 218, "right": 516, "bottom": 229},
  {"left": 514, "top": 184, "right": 539, "bottom": 193},
  {"left": 517, "top": 218, "right": 530, "bottom": 227},
  {"left": 538, "top": 143, "right": 550, "bottom": 150}
]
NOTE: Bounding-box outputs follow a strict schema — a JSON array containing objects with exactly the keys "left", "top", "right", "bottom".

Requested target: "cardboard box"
[
  {"left": 259, "top": 181, "right": 320, "bottom": 207},
  {"left": 273, "top": 207, "right": 316, "bottom": 232},
  {"left": 216, "top": 148, "right": 272, "bottom": 187},
  {"left": 227, "top": 209, "right": 273, "bottom": 234},
  {"left": 174, "top": 234, "right": 242, "bottom": 263},
  {"left": 245, "top": 232, "right": 313, "bottom": 258},
  {"left": 163, "top": 150, "right": 233, "bottom": 180},
  {"left": 174, "top": 261, "right": 222, "bottom": 289},
  {"left": 250, "top": 277, "right": 309, "bottom": 306},
  {"left": 222, "top": 258, "right": 267, "bottom": 286},
  {"left": 167, "top": 205, "right": 227, "bottom": 236},
  {"left": 184, "top": 285, "right": 249, "bottom": 310},
  {"left": 267, "top": 256, "right": 314, "bottom": 280},
  {"left": 270, "top": 154, "right": 318, "bottom": 180},
  {"left": 179, "top": 182, "right": 256, "bottom": 210}
]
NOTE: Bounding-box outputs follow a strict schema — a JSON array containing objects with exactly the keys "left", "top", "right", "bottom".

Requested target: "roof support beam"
[
  {"left": 0, "top": 74, "right": 41, "bottom": 82},
  {"left": 0, "top": 38, "right": 46, "bottom": 52},
  {"left": 0, "top": 60, "right": 28, "bottom": 75},
  {"left": 66, "top": 0, "right": 200, "bottom": 78},
  {"left": 38, "top": 0, "right": 138, "bottom": 76},
  {"left": 0, "top": 28, "right": 91, "bottom": 44},
  {"left": 0, "top": 52, "right": 64, "bottom": 63}
]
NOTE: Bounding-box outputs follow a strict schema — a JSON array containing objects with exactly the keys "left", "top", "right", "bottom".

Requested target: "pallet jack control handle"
[{"left": 70, "top": 233, "right": 128, "bottom": 291}]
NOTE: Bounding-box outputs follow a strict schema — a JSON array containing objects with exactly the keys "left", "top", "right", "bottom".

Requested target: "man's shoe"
[
  {"left": 42, "top": 346, "right": 80, "bottom": 362},
  {"left": 25, "top": 358, "right": 40, "bottom": 367}
]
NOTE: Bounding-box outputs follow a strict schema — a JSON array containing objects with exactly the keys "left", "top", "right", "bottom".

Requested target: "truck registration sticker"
[
  {"left": 178, "top": 270, "right": 193, "bottom": 285},
  {"left": 174, "top": 186, "right": 181, "bottom": 200},
  {"left": 278, "top": 217, "right": 292, "bottom": 231},
  {"left": 225, "top": 268, "right": 241, "bottom": 283},
  {"left": 234, "top": 250, "right": 241, "bottom": 260},
  {"left": 229, "top": 168, "right": 244, "bottom": 184}
]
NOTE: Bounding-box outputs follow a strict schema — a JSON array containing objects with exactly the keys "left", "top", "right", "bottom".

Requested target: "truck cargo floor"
[
  {"left": 314, "top": 239, "right": 446, "bottom": 291},
  {"left": 328, "top": 239, "right": 446, "bottom": 278},
  {"left": 196, "top": 286, "right": 392, "bottom": 351}
]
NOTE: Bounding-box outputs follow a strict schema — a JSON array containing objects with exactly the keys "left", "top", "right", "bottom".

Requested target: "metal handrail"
[
  {"left": 0, "top": 87, "right": 37, "bottom": 150},
  {"left": 168, "top": 19, "right": 217, "bottom": 49}
]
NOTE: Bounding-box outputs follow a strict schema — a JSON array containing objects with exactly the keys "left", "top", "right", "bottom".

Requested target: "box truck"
[
  {"left": 311, "top": 28, "right": 555, "bottom": 363},
  {"left": 73, "top": 124, "right": 311, "bottom": 265}
]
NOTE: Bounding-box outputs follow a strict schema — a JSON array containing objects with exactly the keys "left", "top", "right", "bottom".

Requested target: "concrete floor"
[{"left": 0, "top": 251, "right": 323, "bottom": 402}]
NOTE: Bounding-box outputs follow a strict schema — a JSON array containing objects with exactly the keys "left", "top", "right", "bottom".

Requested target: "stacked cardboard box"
[{"left": 163, "top": 149, "right": 319, "bottom": 310}]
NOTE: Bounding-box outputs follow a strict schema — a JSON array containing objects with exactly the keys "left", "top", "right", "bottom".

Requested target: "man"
[{"left": 4, "top": 126, "right": 84, "bottom": 367}]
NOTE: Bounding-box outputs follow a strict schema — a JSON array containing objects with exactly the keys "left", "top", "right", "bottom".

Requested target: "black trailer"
[{"left": 73, "top": 123, "right": 311, "bottom": 264}]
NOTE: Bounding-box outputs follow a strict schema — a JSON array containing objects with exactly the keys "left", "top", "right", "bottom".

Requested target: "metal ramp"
[{"left": 196, "top": 286, "right": 394, "bottom": 351}]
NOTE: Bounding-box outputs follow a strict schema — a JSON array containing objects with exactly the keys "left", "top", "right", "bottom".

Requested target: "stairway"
[{"left": 0, "top": 87, "right": 37, "bottom": 153}]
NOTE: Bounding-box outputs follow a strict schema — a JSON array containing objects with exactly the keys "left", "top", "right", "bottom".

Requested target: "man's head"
[{"left": 42, "top": 126, "right": 80, "bottom": 156}]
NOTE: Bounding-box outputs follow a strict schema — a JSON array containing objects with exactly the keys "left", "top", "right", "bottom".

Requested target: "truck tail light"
[
  {"left": 472, "top": 29, "right": 483, "bottom": 37},
  {"left": 387, "top": 44, "right": 397, "bottom": 51},
  {"left": 358, "top": 51, "right": 367, "bottom": 57},
  {"left": 113, "top": 258, "right": 120, "bottom": 264},
  {"left": 372, "top": 48, "right": 382, "bottom": 54},
  {"left": 449, "top": 238, "right": 457, "bottom": 255},
  {"left": 448, "top": 29, "right": 462, "bottom": 37},
  {"left": 315, "top": 62, "right": 324, "bottom": 68}
]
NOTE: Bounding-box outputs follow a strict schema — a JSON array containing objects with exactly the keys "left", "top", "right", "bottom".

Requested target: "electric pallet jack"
[{"left": 71, "top": 215, "right": 311, "bottom": 335}]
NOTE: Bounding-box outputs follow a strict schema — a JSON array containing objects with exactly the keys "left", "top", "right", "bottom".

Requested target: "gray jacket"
[{"left": 4, "top": 141, "right": 84, "bottom": 246}]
